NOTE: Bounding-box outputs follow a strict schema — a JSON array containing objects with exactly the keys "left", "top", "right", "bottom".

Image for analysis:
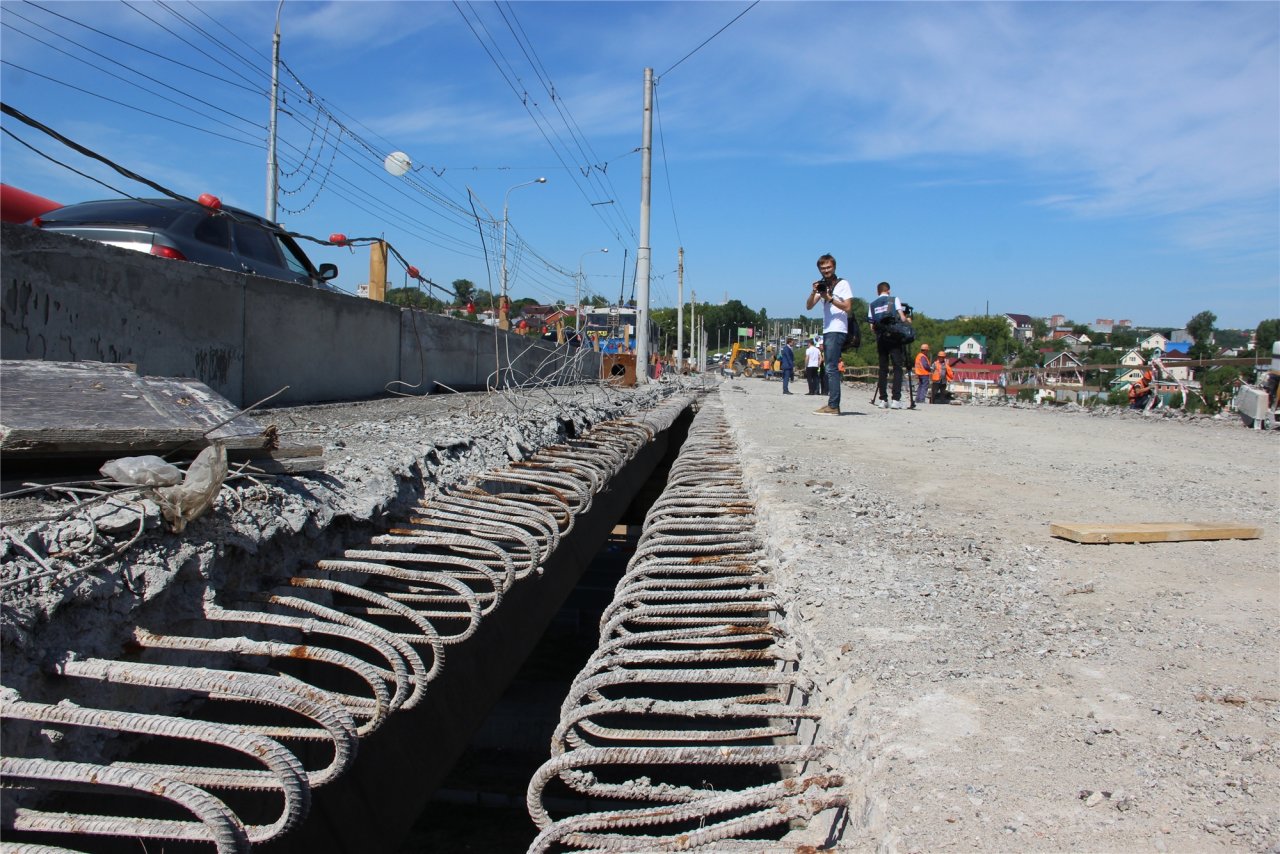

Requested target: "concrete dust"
[{"left": 719, "top": 377, "right": 1278, "bottom": 852}]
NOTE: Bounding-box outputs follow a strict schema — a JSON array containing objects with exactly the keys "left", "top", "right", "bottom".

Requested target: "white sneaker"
[
  {"left": 875, "top": 400, "right": 888, "bottom": 409},
  {"left": 890, "top": 400, "right": 903, "bottom": 409}
]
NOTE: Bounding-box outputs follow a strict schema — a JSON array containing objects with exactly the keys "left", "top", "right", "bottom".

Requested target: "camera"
[
  {"left": 814, "top": 278, "right": 831, "bottom": 295},
  {"left": 901, "top": 302, "right": 914, "bottom": 318}
]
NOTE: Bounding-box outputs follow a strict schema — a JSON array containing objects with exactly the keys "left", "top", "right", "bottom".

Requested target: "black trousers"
[
  {"left": 876, "top": 338, "right": 905, "bottom": 400},
  {"left": 805, "top": 366, "right": 819, "bottom": 394}
]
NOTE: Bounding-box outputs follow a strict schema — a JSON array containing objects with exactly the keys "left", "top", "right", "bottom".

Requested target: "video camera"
[{"left": 901, "top": 302, "right": 914, "bottom": 319}]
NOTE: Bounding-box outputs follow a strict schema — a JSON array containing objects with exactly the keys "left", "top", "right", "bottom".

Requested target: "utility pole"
[
  {"left": 690, "top": 290, "right": 696, "bottom": 372},
  {"left": 634, "top": 67, "right": 654, "bottom": 381},
  {"left": 677, "top": 246, "right": 684, "bottom": 374},
  {"left": 265, "top": 0, "right": 283, "bottom": 221}
]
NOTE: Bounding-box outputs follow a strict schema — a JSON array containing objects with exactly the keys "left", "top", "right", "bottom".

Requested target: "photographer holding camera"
[
  {"left": 805, "top": 253, "right": 855, "bottom": 415},
  {"left": 868, "top": 281, "right": 912, "bottom": 409}
]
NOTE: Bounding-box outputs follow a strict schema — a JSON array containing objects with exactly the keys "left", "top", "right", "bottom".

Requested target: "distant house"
[
  {"left": 1004, "top": 313, "right": 1036, "bottom": 343},
  {"left": 943, "top": 334, "right": 987, "bottom": 359},
  {"left": 1164, "top": 341, "right": 1191, "bottom": 356},
  {"left": 1170, "top": 329, "right": 1195, "bottom": 344},
  {"left": 1120, "top": 348, "right": 1146, "bottom": 367},
  {"left": 1140, "top": 332, "right": 1169, "bottom": 353},
  {"left": 1050, "top": 314, "right": 1067, "bottom": 328},
  {"left": 950, "top": 360, "right": 1006, "bottom": 398},
  {"left": 1157, "top": 349, "right": 1193, "bottom": 381},
  {"left": 1111, "top": 366, "right": 1144, "bottom": 388},
  {"left": 1042, "top": 350, "right": 1085, "bottom": 384}
]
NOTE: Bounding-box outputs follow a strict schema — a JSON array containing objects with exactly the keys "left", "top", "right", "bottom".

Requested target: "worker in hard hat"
[
  {"left": 913, "top": 343, "right": 933, "bottom": 405},
  {"left": 1129, "top": 367, "right": 1155, "bottom": 410}
]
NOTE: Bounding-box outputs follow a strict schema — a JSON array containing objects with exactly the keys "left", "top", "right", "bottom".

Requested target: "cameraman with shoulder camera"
[
  {"left": 868, "top": 281, "right": 911, "bottom": 409},
  {"left": 805, "top": 253, "right": 855, "bottom": 415}
]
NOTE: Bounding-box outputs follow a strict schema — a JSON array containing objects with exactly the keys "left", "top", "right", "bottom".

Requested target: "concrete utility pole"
[
  {"left": 677, "top": 246, "right": 684, "bottom": 373},
  {"left": 634, "top": 67, "right": 654, "bottom": 381},
  {"left": 265, "top": 0, "right": 283, "bottom": 221},
  {"left": 690, "top": 290, "right": 696, "bottom": 372}
]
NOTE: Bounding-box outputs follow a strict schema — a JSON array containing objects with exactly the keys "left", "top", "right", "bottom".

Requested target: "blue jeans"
[
  {"left": 823, "top": 331, "right": 846, "bottom": 409},
  {"left": 915, "top": 377, "right": 931, "bottom": 404}
]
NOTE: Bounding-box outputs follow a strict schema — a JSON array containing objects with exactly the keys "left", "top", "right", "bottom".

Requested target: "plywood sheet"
[
  {"left": 1050, "top": 522, "right": 1262, "bottom": 544},
  {"left": 0, "top": 360, "right": 269, "bottom": 456}
]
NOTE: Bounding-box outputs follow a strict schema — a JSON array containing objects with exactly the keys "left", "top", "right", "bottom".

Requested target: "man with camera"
[
  {"left": 805, "top": 253, "right": 855, "bottom": 415},
  {"left": 868, "top": 281, "right": 912, "bottom": 409}
]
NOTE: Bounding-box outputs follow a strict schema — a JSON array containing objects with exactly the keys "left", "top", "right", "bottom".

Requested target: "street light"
[
  {"left": 500, "top": 177, "right": 547, "bottom": 326},
  {"left": 577, "top": 248, "right": 608, "bottom": 333}
]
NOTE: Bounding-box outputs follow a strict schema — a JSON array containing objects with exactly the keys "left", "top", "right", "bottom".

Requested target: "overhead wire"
[
  {"left": 3, "top": 0, "right": 614, "bottom": 308},
  {"left": 454, "top": 1, "right": 635, "bottom": 248},
  {"left": 19, "top": 0, "right": 265, "bottom": 94},
  {"left": 658, "top": 0, "right": 759, "bottom": 80}
]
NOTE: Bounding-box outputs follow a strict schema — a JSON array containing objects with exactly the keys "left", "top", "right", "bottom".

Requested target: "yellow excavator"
[{"left": 726, "top": 342, "right": 764, "bottom": 377}]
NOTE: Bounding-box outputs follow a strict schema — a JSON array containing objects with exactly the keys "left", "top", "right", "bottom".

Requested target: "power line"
[{"left": 658, "top": 0, "right": 759, "bottom": 80}]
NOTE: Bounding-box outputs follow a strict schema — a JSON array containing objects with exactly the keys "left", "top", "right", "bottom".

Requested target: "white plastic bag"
[
  {"left": 100, "top": 455, "right": 183, "bottom": 487},
  {"left": 153, "top": 443, "right": 228, "bottom": 533}
]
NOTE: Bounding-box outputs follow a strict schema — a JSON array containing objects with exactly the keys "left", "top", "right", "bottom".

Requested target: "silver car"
[{"left": 32, "top": 197, "right": 340, "bottom": 290}]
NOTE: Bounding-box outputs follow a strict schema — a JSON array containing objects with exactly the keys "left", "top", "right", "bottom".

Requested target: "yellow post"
[{"left": 368, "top": 240, "right": 387, "bottom": 302}]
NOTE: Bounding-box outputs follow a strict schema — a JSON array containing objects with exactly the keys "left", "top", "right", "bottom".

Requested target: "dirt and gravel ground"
[
  {"left": 717, "top": 376, "right": 1278, "bottom": 853},
  {"left": 3, "top": 374, "right": 1275, "bottom": 852}
]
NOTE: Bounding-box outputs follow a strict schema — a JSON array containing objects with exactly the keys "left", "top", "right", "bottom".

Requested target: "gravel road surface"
[{"left": 718, "top": 376, "right": 1278, "bottom": 852}]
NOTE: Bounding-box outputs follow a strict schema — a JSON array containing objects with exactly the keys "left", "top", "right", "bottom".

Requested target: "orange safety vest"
[
  {"left": 914, "top": 352, "right": 932, "bottom": 377},
  {"left": 931, "top": 360, "right": 944, "bottom": 382}
]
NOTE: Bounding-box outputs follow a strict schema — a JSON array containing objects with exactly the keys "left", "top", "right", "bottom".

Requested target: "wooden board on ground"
[
  {"left": 0, "top": 360, "right": 271, "bottom": 457},
  {"left": 1050, "top": 521, "right": 1263, "bottom": 544}
]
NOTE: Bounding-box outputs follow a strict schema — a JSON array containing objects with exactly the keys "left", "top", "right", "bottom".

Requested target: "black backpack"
[{"left": 842, "top": 315, "right": 861, "bottom": 351}]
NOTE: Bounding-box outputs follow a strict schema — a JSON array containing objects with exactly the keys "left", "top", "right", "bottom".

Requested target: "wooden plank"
[
  {"left": 1050, "top": 521, "right": 1263, "bottom": 544},
  {"left": 0, "top": 360, "right": 269, "bottom": 456}
]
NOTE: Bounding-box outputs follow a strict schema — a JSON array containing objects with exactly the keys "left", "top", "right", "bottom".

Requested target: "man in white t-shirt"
[
  {"left": 805, "top": 253, "right": 854, "bottom": 414},
  {"left": 804, "top": 340, "right": 822, "bottom": 394}
]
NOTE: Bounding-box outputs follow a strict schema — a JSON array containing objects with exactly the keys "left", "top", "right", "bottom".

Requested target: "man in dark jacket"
[{"left": 779, "top": 338, "right": 796, "bottom": 394}]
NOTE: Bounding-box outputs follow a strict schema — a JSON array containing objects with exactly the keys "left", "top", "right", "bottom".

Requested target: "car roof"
[{"left": 42, "top": 197, "right": 272, "bottom": 226}]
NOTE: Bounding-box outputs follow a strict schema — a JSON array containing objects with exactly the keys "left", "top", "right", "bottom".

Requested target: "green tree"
[
  {"left": 1030, "top": 318, "right": 1049, "bottom": 340},
  {"left": 452, "top": 278, "right": 476, "bottom": 306},
  {"left": 1109, "top": 326, "right": 1138, "bottom": 350},
  {"left": 386, "top": 287, "right": 443, "bottom": 310},
  {"left": 1255, "top": 318, "right": 1280, "bottom": 354},
  {"left": 956, "top": 315, "right": 1016, "bottom": 365},
  {"left": 1186, "top": 310, "right": 1217, "bottom": 359}
]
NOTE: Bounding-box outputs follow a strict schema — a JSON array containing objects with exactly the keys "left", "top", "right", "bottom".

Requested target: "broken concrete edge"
[{"left": 0, "top": 384, "right": 701, "bottom": 698}]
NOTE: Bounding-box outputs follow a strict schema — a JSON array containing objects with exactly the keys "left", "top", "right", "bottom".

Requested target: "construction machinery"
[{"left": 726, "top": 342, "right": 763, "bottom": 377}]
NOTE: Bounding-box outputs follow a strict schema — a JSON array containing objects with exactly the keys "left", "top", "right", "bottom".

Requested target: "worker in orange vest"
[
  {"left": 1129, "top": 367, "right": 1155, "bottom": 409},
  {"left": 913, "top": 343, "right": 933, "bottom": 405},
  {"left": 930, "top": 354, "right": 954, "bottom": 403}
]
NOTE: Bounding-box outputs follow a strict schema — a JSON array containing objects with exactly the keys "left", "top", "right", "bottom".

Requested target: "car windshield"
[
  {"left": 276, "top": 233, "right": 314, "bottom": 277},
  {"left": 40, "top": 200, "right": 183, "bottom": 228}
]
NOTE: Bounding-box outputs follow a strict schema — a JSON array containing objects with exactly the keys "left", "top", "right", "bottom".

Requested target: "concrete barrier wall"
[{"left": 2, "top": 222, "right": 601, "bottom": 406}]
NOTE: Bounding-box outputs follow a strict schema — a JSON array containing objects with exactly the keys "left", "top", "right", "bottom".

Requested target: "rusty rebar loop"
[
  {"left": 283, "top": 576, "right": 440, "bottom": 701},
  {"left": 313, "top": 558, "right": 484, "bottom": 644},
  {"left": 1, "top": 697, "right": 310, "bottom": 844},
  {"left": 55, "top": 659, "right": 357, "bottom": 788},
  {"left": 1, "top": 756, "right": 250, "bottom": 853},
  {"left": 132, "top": 625, "right": 393, "bottom": 736},
  {"left": 529, "top": 772, "right": 847, "bottom": 853}
]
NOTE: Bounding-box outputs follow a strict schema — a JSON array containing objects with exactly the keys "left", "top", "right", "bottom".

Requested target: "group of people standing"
[{"left": 780, "top": 252, "right": 956, "bottom": 413}]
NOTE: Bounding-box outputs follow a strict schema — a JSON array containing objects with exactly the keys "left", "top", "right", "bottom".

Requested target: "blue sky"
[{"left": 2, "top": 0, "right": 1277, "bottom": 330}]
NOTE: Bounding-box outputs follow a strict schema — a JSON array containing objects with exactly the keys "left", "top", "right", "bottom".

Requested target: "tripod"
[{"left": 868, "top": 342, "right": 915, "bottom": 409}]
